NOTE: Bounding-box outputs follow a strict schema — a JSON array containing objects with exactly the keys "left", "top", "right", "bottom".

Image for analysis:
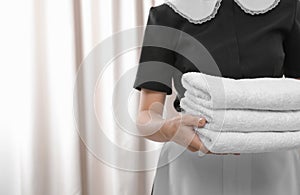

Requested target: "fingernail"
[{"left": 198, "top": 118, "right": 204, "bottom": 125}]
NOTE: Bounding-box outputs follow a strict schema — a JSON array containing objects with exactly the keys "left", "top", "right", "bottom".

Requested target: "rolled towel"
[
  {"left": 180, "top": 96, "right": 300, "bottom": 132},
  {"left": 181, "top": 72, "right": 300, "bottom": 110},
  {"left": 194, "top": 127, "right": 300, "bottom": 153}
]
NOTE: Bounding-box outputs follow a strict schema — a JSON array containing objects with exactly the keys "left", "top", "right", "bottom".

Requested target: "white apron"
[{"left": 152, "top": 141, "right": 300, "bottom": 195}]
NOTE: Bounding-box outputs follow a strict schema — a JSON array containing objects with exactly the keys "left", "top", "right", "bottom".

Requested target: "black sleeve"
[
  {"left": 132, "top": 5, "right": 180, "bottom": 95},
  {"left": 283, "top": 0, "right": 300, "bottom": 78}
]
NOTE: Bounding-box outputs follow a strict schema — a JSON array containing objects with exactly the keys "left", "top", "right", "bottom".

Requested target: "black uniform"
[{"left": 133, "top": 0, "right": 300, "bottom": 112}]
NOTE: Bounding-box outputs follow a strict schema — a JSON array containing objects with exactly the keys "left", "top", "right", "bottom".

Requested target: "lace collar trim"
[{"left": 165, "top": 0, "right": 281, "bottom": 24}]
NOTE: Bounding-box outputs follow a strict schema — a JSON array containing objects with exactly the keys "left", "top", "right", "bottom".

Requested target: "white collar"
[{"left": 165, "top": 0, "right": 280, "bottom": 24}]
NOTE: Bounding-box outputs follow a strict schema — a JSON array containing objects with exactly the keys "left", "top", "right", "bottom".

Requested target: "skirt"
[{"left": 151, "top": 141, "right": 300, "bottom": 195}]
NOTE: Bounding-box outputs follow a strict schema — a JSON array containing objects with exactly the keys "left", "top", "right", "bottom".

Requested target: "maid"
[{"left": 133, "top": 0, "right": 300, "bottom": 194}]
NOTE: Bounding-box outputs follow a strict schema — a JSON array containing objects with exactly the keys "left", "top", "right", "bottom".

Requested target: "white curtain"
[{"left": 0, "top": 0, "right": 178, "bottom": 195}]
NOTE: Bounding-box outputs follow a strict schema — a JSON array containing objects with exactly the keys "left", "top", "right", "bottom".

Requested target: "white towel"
[
  {"left": 194, "top": 127, "right": 300, "bottom": 153},
  {"left": 181, "top": 72, "right": 300, "bottom": 110},
  {"left": 180, "top": 96, "right": 300, "bottom": 132},
  {"left": 180, "top": 72, "right": 300, "bottom": 153}
]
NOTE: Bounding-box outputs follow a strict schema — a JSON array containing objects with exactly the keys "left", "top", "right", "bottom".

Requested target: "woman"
[{"left": 133, "top": 0, "right": 300, "bottom": 194}]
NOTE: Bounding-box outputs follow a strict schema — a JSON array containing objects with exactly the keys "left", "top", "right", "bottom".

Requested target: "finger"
[
  {"left": 170, "top": 124, "right": 207, "bottom": 153},
  {"left": 170, "top": 125, "right": 197, "bottom": 149},
  {"left": 181, "top": 114, "right": 207, "bottom": 127},
  {"left": 188, "top": 134, "right": 210, "bottom": 154},
  {"left": 187, "top": 145, "right": 198, "bottom": 152},
  {"left": 188, "top": 134, "right": 202, "bottom": 150},
  {"left": 188, "top": 145, "right": 206, "bottom": 153}
]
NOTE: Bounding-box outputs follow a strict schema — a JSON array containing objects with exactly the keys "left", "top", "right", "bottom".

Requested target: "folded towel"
[
  {"left": 181, "top": 72, "right": 300, "bottom": 110},
  {"left": 180, "top": 72, "right": 300, "bottom": 153},
  {"left": 180, "top": 96, "right": 300, "bottom": 132},
  {"left": 194, "top": 127, "right": 300, "bottom": 153}
]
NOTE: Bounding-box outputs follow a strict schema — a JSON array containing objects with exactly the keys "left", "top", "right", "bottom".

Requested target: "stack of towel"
[{"left": 180, "top": 72, "right": 300, "bottom": 153}]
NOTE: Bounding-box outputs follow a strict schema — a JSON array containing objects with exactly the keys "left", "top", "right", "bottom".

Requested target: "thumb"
[{"left": 181, "top": 114, "right": 206, "bottom": 127}]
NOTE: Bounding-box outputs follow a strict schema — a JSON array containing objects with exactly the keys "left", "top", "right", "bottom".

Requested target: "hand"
[{"left": 160, "top": 114, "right": 240, "bottom": 155}]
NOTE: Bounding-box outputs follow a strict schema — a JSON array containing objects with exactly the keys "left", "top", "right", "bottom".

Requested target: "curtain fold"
[{"left": 0, "top": 0, "right": 171, "bottom": 195}]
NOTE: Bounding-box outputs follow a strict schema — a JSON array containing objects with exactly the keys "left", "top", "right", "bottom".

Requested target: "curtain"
[{"left": 0, "top": 0, "right": 177, "bottom": 195}]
